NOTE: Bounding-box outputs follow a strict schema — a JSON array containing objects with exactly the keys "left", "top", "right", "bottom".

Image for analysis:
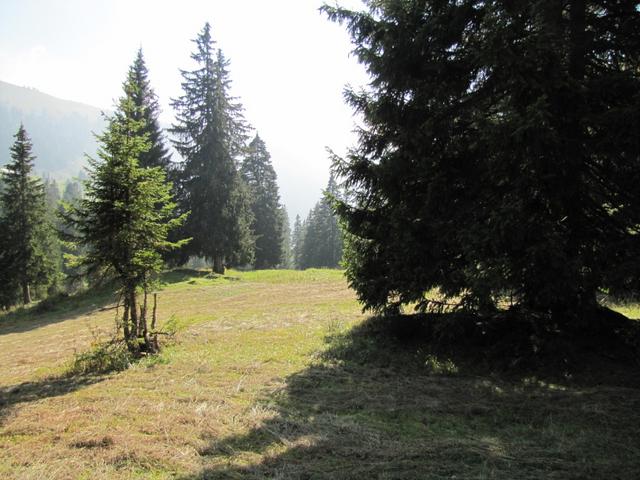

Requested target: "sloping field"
[{"left": 0, "top": 270, "right": 639, "bottom": 479}]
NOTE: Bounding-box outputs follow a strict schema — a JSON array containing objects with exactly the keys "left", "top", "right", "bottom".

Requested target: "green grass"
[{"left": 0, "top": 269, "right": 639, "bottom": 479}]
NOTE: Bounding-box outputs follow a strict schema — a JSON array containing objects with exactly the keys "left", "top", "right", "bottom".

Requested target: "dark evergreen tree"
[
  {"left": 324, "top": 174, "right": 343, "bottom": 267},
  {"left": 280, "top": 206, "right": 292, "bottom": 268},
  {"left": 43, "top": 177, "right": 61, "bottom": 208},
  {"left": 299, "top": 207, "right": 320, "bottom": 269},
  {"left": 62, "top": 179, "right": 83, "bottom": 204},
  {"left": 241, "top": 134, "right": 284, "bottom": 269},
  {"left": 324, "top": 1, "right": 640, "bottom": 322},
  {"left": 0, "top": 177, "right": 4, "bottom": 219},
  {"left": 42, "top": 176, "right": 64, "bottom": 290},
  {"left": 127, "top": 48, "right": 172, "bottom": 171},
  {"left": 64, "top": 69, "right": 186, "bottom": 353},
  {"left": 299, "top": 175, "right": 343, "bottom": 269},
  {"left": 0, "top": 265, "right": 19, "bottom": 309},
  {"left": 0, "top": 125, "right": 58, "bottom": 305},
  {"left": 171, "top": 23, "right": 253, "bottom": 273},
  {"left": 291, "top": 214, "right": 304, "bottom": 269},
  {"left": 59, "top": 178, "right": 85, "bottom": 285}
]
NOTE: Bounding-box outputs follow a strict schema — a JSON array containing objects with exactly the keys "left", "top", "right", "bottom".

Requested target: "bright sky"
[{"left": 0, "top": 0, "right": 368, "bottom": 221}]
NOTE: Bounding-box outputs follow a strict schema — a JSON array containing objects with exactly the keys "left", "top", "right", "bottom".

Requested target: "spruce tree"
[
  {"left": 64, "top": 69, "right": 186, "bottom": 353},
  {"left": 324, "top": 174, "right": 343, "bottom": 267},
  {"left": 127, "top": 48, "right": 172, "bottom": 171},
  {"left": 62, "top": 179, "right": 83, "bottom": 204},
  {"left": 0, "top": 125, "right": 58, "bottom": 305},
  {"left": 42, "top": 177, "right": 63, "bottom": 290},
  {"left": 241, "top": 134, "right": 284, "bottom": 269},
  {"left": 171, "top": 23, "right": 253, "bottom": 273},
  {"left": 43, "top": 177, "right": 62, "bottom": 238},
  {"left": 291, "top": 214, "right": 304, "bottom": 269},
  {"left": 43, "top": 177, "right": 61, "bottom": 208},
  {"left": 298, "top": 175, "right": 343, "bottom": 269},
  {"left": 324, "top": 1, "right": 640, "bottom": 322},
  {"left": 299, "top": 207, "right": 320, "bottom": 269},
  {"left": 59, "top": 178, "right": 84, "bottom": 285},
  {"left": 280, "top": 206, "right": 292, "bottom": 268}
]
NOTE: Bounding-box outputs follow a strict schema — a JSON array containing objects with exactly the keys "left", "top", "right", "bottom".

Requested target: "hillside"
[
  {"left": 0, "top": 80, "right": 105, "bottom": 178},
  {"left": 0, "top": 269, "right": 639, "bottom": 479}
]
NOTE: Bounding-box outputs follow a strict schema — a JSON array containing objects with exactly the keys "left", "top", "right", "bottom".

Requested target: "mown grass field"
[{"left": 0, "top": 269, "right": 639, "bottom": 479}]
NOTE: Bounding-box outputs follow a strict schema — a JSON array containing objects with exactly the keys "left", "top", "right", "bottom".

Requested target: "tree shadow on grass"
[
  {"left": 184, "top": 315, "right": 640, "bottom": 480},
  {"left": 0, "top": 372, "right": 107, "bottom": 425},
  {"left": 0, "top": 285, "right": 118, "bottom": 337},
  {"left": 0, "top": 269, "right": 231, "bottom": 337},
  {"left": 159, "top": 268, "right": 211, "bottom": 285},
  {"left": 0, "top": 269, "right": 214, "bottom": 337}
]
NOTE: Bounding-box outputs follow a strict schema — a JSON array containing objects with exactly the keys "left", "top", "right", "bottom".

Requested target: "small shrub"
[
  {"left": 160, "top": 314, "right": 183, "bottom": 337},
  {"left": 67, "top": 340, "right": 133, "bottom": 375}
]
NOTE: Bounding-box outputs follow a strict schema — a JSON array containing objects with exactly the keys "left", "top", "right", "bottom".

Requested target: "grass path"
[{"left": 1, "top": 269, "right": 639, "bottom": 479}]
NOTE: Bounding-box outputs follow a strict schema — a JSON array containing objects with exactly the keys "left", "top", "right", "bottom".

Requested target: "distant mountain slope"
[{"left": 0, "top": 80, "right": 105, "bottom": 178}]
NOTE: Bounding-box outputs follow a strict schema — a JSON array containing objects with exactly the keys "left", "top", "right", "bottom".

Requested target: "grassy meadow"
[{"left": 0, "top": 269, "right": 639, "bottom": 479}]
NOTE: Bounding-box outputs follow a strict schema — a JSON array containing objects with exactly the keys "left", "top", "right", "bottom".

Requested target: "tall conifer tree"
[
  {"left": 291, "top": 214, "right": 304, "bottom": 269},
  {"left": 325, "top": 1, "right": 640, "bottom": 322},
  {"left": 64, "top": 67, "right": 185, "bottom": 353},
  {"left": 241, "top": 134, "right": 284, "bottom": 269},
  {"left": 298, "top": 175, "right": 343, "bottom": 269},
  {"left": 280, "top": 206, "right": 292, "bottom": 268},
  {"left": 42, "top": 177, "right": 63, "bottom": 288},
  {"left": 127, "top": 48, "right": 172, "bottom": 171},
  {"left": 59, "top": 178, "right": 84, "bottom": 284},
  {"left": 171, "top": 23, "right": 253, "bottom": 273},
  {"left": 0, "top": 125, "right": 58, "bottom": 305},
  {"left": 43, "top": 177, "right": 61, "bottom": 208},
  {"left": 62, "top": 179, "right": 83, "bottom": 204}
]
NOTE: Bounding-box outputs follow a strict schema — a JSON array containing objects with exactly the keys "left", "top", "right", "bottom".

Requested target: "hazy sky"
[{"left": 0, "top": 0, "right": 368, "bottom": 221}]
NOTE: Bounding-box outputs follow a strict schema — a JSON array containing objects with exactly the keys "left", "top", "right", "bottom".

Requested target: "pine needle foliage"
[
  {"left": 291, "top": 214, "right": 304, "bottom": 269},
  {"left": 64, "top": 66, "right": 186, "bottom": 353},
  {"left": 324, "top": 1, "right": 640, "bottom": 323},
  {"left": 127, "top": 48, "right": 172, "bottom": 171},
  {"left": 297, "top": 174, "right": 343, "bottom": 269},
  {"left": 0, "top": 125, "right": 58, "bottom": 307},
  {"left": 241, "top": 134, "right": 285, "bottom": 269},
  {"left": 170, "top": 23, "right": 254, "bottom": 273}
]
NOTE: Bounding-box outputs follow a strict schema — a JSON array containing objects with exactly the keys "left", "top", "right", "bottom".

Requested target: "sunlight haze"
[{"left": 0, "top": 0, "right": 368, "bottom": 220}]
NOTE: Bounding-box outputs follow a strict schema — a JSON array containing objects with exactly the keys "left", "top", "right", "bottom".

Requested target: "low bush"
[{"left": 67, "top": 340, "right": 133, "bottom": 375}]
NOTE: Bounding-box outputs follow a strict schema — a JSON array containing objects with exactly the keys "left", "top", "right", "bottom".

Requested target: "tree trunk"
[
  {"left": 129, "top": 287, "right": 138, "bottom": 351},
  {"left": 151, "top": 293, "right": 158, "bottom": 351},
  {"left": 138, "top": 298, "right": 145, "bottom": 337},
  {"left": 22, "top": 282, "right": 31, "bottom": 304},
  {"left": 122, "top": 296, "right": 131, "bottom": 342},
  {"left": 141, "top": 290, "right": 152, "bottom": 352},
  {"left": 569, "top": 0, "right": 586, "bottom": 81},
  {"left": 532, "top": 0, "right": 595, "bottom": 324},
  {"left": 560, "top": 0, "right": 595, "bottom": 324},
  {"left": 568, "top": 0, "right": 595, "bottom": 321},
  {"left": 213, "top": 255, "right": 225, "bottom": 275}
]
